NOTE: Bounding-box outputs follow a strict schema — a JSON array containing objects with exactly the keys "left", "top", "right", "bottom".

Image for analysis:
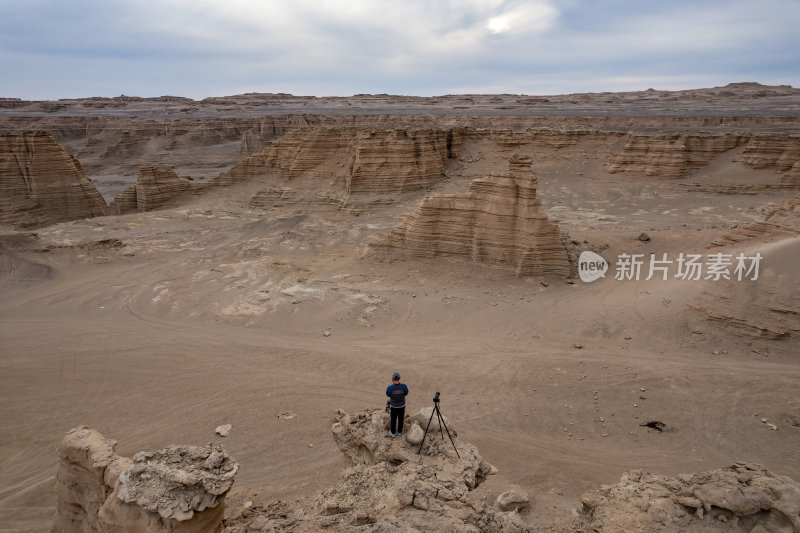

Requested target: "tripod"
[{"left": 418, "top": 392, "right": 460, "bottom": 458}]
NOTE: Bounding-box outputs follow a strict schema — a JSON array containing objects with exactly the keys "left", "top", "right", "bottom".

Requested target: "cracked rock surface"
[
  {"left": 52, "top": 426, "right": 238, "bottom": 533},
  {"left": 578, "top": 462, "right": 800, "bottom": 533}
]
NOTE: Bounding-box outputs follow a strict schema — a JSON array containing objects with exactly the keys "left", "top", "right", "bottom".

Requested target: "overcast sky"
[{"left": 1, "top": 0, "right": 798, "bottom": 100}]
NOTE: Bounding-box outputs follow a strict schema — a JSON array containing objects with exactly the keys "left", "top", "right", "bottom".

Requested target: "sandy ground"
[{"left": 2, "top": 115, "right": 800, "bottom": 531}]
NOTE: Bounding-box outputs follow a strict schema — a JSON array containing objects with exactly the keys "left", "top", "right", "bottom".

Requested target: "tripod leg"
[
  {"left": 438, "top": 409, "right": 461, "bottom": 459},
  {"left": 417, "top": 405, "right": 438, "bottom": 455},
  {"left": 436, "top": 406, "right": 445, "bottom": 440}
]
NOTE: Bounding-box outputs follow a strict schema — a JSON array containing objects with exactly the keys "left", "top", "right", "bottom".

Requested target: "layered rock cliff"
[
  {"left": 52, "top": 426, "right": 238, "bottom": 533},
  {"left": 606, "top": 132, "right": 800, "bottom": 180},
  {"left": 782, "top": 161, "right": 800, "bottom": 187},
  {"left": 736, "top": 135, "right": 800, "bottom": 187},
  {"left": 374, "top": 155, "right": 571, "bottom": 277},
  {"left": 347, "top": 128, "right": 461, "bottom": 194},
  {"left": 0, "top": 131, "right": 107, "bottom": 228},
  {"left": 212, "top": 127, "right": 462, "bottom": 197},
  {"left": 238, "top": 114, "right": 343, "bottom": 154},
  {"left": 109, "top": 165, "right": 192, "bottom": 214},
  {"left": 736, "top": 135, "right": 800, "bottom": 172},
  {"left": 606, "top": 133, "right": 749, "bottom": 178}
]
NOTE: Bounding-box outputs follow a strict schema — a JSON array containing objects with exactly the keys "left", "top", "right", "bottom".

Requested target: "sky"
[{"left": 0, "top": 0, "right": 798, "bottom": 100}]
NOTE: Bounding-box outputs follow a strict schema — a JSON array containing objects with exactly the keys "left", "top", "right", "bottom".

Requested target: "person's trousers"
[{"left": 390, "top": 406, "right": 405, "bottom": 434}]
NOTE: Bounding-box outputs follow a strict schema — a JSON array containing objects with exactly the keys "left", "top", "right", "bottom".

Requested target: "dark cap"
[{"left": 392, "top": 371, "right": 400, "bottom": 380}]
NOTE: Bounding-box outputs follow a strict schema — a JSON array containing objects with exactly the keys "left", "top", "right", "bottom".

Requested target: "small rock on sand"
[
  {"left": 496, "top": 489, "right": 530, "bottom": 512},
  {"left": 215, "top": 424, "right": 232, "bottom": 437}
]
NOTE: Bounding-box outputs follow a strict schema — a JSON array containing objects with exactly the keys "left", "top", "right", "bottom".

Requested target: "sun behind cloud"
[{"left": 487, "top": 16, "right": 511, "bottom": 34}]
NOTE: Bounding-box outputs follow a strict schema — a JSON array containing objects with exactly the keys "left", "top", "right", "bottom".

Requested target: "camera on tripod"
[{"left": 418, "top": 391, "right": 459, "bottom": 458}]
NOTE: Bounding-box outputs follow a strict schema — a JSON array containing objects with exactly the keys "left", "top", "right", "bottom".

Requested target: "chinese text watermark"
[{"left": 579, "top": 251, "right": 762, "bottom": 283}]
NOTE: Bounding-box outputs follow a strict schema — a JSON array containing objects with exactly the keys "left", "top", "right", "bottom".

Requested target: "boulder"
[
  {"left": 404, "top": 422, "right": 425, "bottom": 445},
  {"left": 497, "top": 490, "right": 530, "bottom": 512},
  {"left": 410, "top": 407, "right": 452, "bottom": 434}
]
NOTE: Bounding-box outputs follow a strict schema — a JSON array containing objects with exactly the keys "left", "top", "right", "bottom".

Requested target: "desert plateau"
[{"left": 1, "top": 84, "right": 800, "bottom": 532}]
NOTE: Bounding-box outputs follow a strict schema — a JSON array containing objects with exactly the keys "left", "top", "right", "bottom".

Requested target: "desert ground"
[{"left": 1, "top": 84, "right": 799, "bottom": 531}]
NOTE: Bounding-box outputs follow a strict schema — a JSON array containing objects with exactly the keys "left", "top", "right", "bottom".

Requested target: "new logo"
[{"left": 578, "top": 251, "right": 608, "bottom": 283}]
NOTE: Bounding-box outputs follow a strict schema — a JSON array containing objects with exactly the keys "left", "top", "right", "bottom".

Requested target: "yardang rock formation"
[
  {"left": 375, "top": 155, "right": 571, "bottom": 277},
  {"left": 0, "top": 131, "right": 107, "bottom": 228},
  {"left": 109, "top": 164, "right": 192, "bottom": 214},
  {"left": 212, "top": 127, "right": 462, "bottom": 198}
]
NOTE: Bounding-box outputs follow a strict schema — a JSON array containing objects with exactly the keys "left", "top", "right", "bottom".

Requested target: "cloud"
[
  {"left": 0, "top": 0, "right": 797, "bottom": 98},
  {"left": 486, "top": 2, "right": 558, "bottom": 35}
]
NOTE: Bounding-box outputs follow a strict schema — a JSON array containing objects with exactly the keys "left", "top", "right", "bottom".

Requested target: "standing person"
[{"left": 386, "top": 371, "right": 409, "bottom": 437}]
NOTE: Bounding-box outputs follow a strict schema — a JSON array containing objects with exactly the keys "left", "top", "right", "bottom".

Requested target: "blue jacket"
[{"left": 386, "top": 383, "right": 409, "bottom": 408}]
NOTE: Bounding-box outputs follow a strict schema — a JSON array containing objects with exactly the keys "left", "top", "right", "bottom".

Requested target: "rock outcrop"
[
  {"left": 736, "top": 135, "right": 800, "bottom": 175},
  {"left": 223, "top": 408, "right": 530, "bottom": 532},
  {"left": 606, "top": 132, "right": 800, "bottom": 181},
  {"left": 782, "top": 161, "right": 800, "bottom": 187},
  {"left": 213, "top": 127, "right": 462, "bottom": 197},
  {"left": 709, "top": 191, "right": 800, "bottom": 247},
  {"left": 101, "top": 130, "right": 148, "bottom": 160},
  {"left": 374, "top": 155, "right": 571, "bottom": 277},
  {"left": 109, "top": 165, "right": 192, "bottom": 214},
  {"left": 708, "top": 221, "right": 800, "bottom": 248},
  {"left": 606, "top": 133, "right": 749, "bottom": 178},
  {"left": 238, "top": 114, "right": 339, "bottom": 154},
  {"left": 579, "top": 462, "right": 800, "bottom": 532},
  {"left": 348, "top": 128, "right": 460, "bottom": 194},
  {"left": 52, "top": 426, "right": 238, "bottom": 533},
  {"left": 764, "top": 191, "right": 800, "bottom": 228},
  {"left": 0, "top": 131, "right": 107, "bottom": 228}
]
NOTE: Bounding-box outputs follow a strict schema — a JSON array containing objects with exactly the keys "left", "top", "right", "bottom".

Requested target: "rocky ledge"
[{"left": 52, "top": 426, "right": 238, "bottom": 533}]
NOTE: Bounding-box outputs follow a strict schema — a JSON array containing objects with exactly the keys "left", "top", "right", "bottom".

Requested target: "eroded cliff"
[
  {"left": 374, "top": 155, "right": 571, "bottom": 277},
  {"left": 109, "top": 165, "right": 192, "bottom": 214},
  {"left": 606, "top": 132, "right": 800, "bottom": 180},
  {"left": 52, "top": 426, "right": 238, "bottom": 533},
  {"left": 0, "top": 131, "right": 107, "bottom": 228},
  {"left": 212, "top": 127, "right": 462, "bottom": 199}
]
